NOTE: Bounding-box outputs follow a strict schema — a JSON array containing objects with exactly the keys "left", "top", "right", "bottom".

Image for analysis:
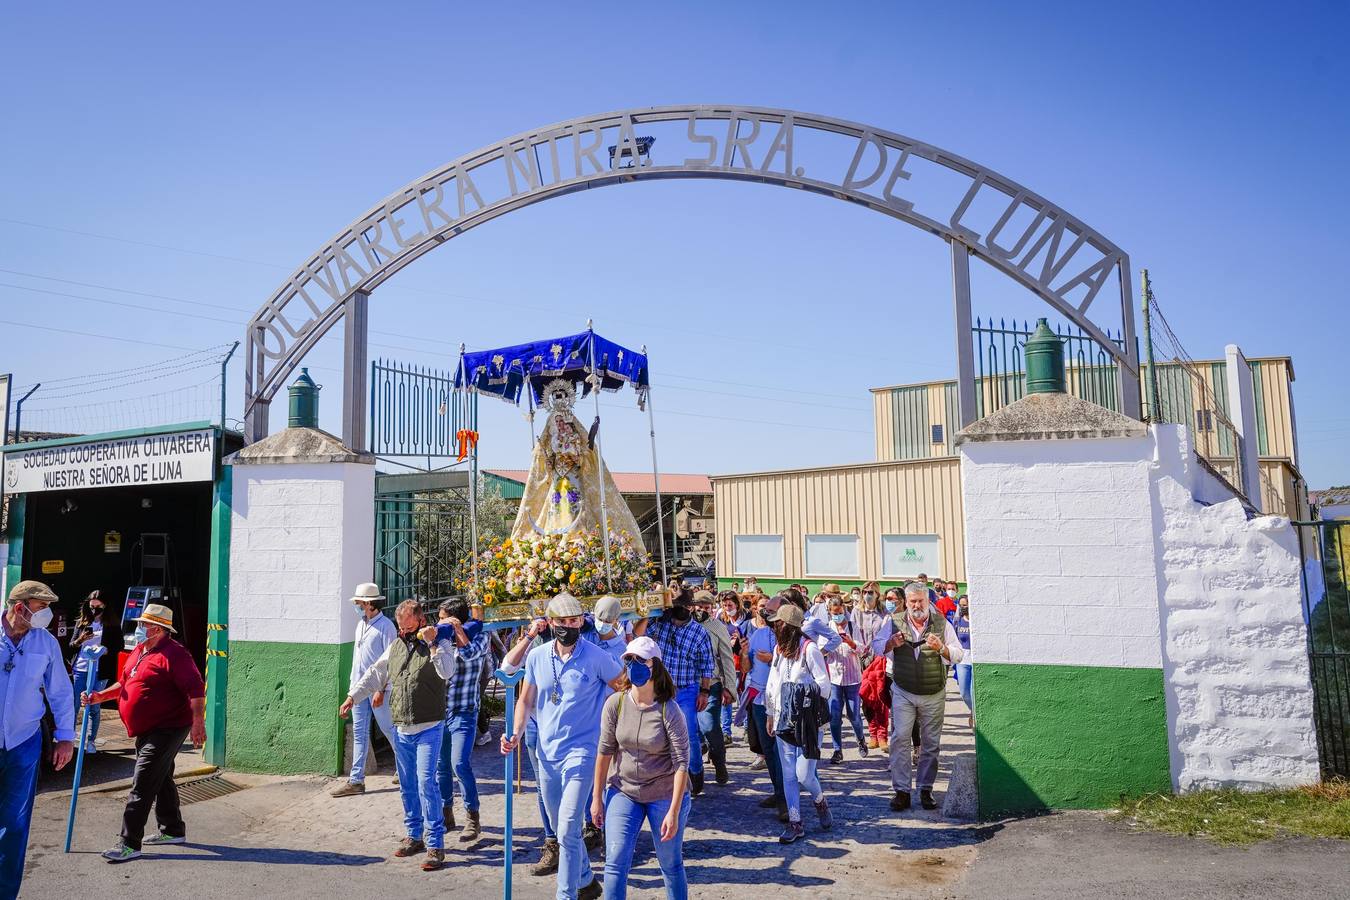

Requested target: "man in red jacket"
[{"left": 81, "top": 603, "right": 205, "bottom": 863}]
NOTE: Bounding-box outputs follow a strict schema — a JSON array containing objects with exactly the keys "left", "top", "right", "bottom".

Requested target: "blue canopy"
[{"left": 455, "top": 330, "right": 649, "bottom": 406}]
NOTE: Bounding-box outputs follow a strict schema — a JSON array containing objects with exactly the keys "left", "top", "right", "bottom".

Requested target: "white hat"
[
  {"left": 593, "top": 595, "right": 622, "bottom": 623},
  {"left": 350, "top": 583, "right": 385, "bottom": 604},
  {"left": 546, "top": 591, "right": 584, "bottom": 618},
  {"left": 623, "top": 636, "right": 662, "bottom": 663}
]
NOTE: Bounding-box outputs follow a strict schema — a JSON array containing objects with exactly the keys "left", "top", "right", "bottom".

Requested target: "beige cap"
[
  {"left": 8, "top": 580, "right": 58, "bottom": 604},
  {"left": 593, "top": 595, "right": 622, "bottom": 623},
  {"left": 768, "top": 602, "right": 804, "bottom": 628},
  {"left": 692, "top": 590, "right": 715, "bottom": 604},
  {"left": 546, "top": 591, "right": 584, "bottom": 618},
  {"left": 821, "top": 582, "right": 842, "bottom": 596}
]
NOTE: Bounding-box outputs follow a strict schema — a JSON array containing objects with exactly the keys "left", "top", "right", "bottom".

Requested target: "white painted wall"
[
  {"left": 228, "top": 462, "right": 375, "bottom": 645},
  {"left": 1151, "top": 426, "right": 1321, "bottom": 789}
]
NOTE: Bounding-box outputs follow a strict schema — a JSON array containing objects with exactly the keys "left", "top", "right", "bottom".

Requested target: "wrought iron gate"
[
  {"left": 374, "top": 474, "right": 473, "bottom": 610},
  {"left": 1297, "top": 519, "right": 1350, "bottom": 778}
]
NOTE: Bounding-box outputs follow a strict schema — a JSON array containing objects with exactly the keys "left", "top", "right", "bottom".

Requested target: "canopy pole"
[
  {"left": 588, "top": 324, "right": 615, "bottom": 592},
  {"left": 459, "top": 345, "right": 481, "bottom": 593},
  {"left": 641, "top": 345, "right": 668, "bottom": 586}
]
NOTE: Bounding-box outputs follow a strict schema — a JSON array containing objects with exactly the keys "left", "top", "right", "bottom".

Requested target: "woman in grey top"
[{"left": 591, "top": 636, "right": 691, "bottom": 900}]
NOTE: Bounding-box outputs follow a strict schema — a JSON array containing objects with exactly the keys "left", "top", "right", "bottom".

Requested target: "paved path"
[{"left": 23, "top": 688, "right": 1349, "bottom": 899}]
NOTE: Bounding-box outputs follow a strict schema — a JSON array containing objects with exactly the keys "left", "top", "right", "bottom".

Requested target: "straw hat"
[
  {"left": 133, "top": 603, "right": 177, "bottom": 633},
  {"left": 350, "top": 583, "right": 385, "bottom": 604}
]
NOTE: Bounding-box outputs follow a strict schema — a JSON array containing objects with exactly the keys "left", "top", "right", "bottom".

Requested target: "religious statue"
[{"left": 510, "top": 378, "right": 646, "bottom": 550}]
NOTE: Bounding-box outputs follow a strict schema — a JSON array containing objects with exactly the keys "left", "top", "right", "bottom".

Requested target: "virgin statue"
[{"left": 509, "top": 378, "right": 645, "bottom": 549}]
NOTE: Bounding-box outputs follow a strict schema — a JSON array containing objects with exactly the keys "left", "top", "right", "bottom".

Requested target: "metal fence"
[
  {"left": 374, "top": 493, "right": 472, "bottom": 611},
  {"left": 369, "top": 359, "right": 474, "bottom": 460},
  {"left": 973, "top": 317, "right": 1126, "bottom": 418},
  {"left": 1297, "top": 520, "right": 1350, "bottom": 778}
]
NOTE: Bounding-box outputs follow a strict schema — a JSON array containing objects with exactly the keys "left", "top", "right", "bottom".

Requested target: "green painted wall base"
[
  {"left": 974, "top": 662, "right": 1169, "bottom": 818},
  {"left": 226, "top": 639, "right": 353, "bottom": 775}
]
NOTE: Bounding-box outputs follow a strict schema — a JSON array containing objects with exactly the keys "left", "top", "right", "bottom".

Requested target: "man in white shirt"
[
  {"left": 333, "top": 583, "right": 398, "bottom": 797},
  {"left": 1, "top": 581, "right": 75, "bottom": 900},
  {"left": 870, "top": 582, "right": 963, "bottom": 812},
  {"left": 340, "top": 600, "right": 458, "bottom": 871}
]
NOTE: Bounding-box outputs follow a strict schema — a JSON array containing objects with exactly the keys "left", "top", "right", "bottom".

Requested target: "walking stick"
[
  {"left": 494, "top": 666, "right": 525, "bottom": 900},
  {"left": 65, "top": 644, "right": 107, "bottom": 852}
]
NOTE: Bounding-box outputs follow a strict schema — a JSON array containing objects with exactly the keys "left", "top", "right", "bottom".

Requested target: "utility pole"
[{"left": 1140, "top": 269, "right": 1161, "bottom": 421}]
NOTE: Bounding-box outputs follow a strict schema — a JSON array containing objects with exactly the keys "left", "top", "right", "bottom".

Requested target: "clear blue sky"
[{"left": 2, "top": 1, "right": 1346, "bottom": 486}]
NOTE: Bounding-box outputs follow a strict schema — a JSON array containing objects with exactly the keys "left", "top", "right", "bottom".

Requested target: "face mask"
[
  {"left": 831, "top": 613, "right": 847, "bottom": 624},
  {"left": 554, "top": 625, "right": 580, "bottom": 647},
  {"left": 947, "top": 590, "right": 956, "bottom": 598},
  {"left": 884, "top": 600, "right": 897, "bottom": 613},
  {"left": 693, "top": 610, "right": 709, "bottom": 623},
  {"left": 133, "top": 623, "right": 147, "bottom": 645},
  {"left": 863, "top": 592, "right": 875, "bottom": 602},
  {"left": 596, "top": 620, "right": 615, "bottom": 636},
  {"left": 670, "top": 606, "right": 691, "bottom": 623},
  {"left": 625, "top": 659, "right": 652, "bottom": 687},
  {"left": 29, "top": 606, "right": 53, "bottom": 630}
]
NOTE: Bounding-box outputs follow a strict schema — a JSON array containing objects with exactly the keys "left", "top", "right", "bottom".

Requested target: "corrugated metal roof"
[
  {"left": 1311, "top": 486, "right": 1350, "bottom": 507},
  {"left": 485, "top": 469, "right": 712, "bottom": 495}
]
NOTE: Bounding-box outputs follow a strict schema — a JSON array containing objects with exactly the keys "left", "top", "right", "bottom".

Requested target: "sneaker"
[
  {"left": 330, "top": 781, "right": 365, "bottom": 798},
  {"left": 530, "top": 838, "right": 559, "bottom": 876},
  {"left": 750, "top": 756, "right": 767, "bottom": 771},
  {"left": 690, "top": 771, "right": 704, "bottom": 797},
  {"left": 475, "top": 730, "right": 493, "bottom": 747},
  {"left": 920, "top": 788, "right": 938, "bottom": 810},
  {"left": 102, "top": 844, "right": 141, "bottom": 863},
  {"left": 815, "top": 797, "right": 833, "bottom": 830},
  {"left": 83, "top": 741, "right": 97, "bottom": 755},
  {"left": 421, "top": 848, "right": 445, "bottom": 871},
  {"left": 829, "top": 749, "right": 844, "bottom": 764},
  {"left": 723, "top": 731, "right": 735, "bottom": 745},
  {"left": 577, "top": 878, "right": 603, "bottom": 900},
  {"left": 778, "top": 820, "right": 804, "bottom": 844},
  {"left": 890, "top": 791, "right": 912, "bottom": 812},
  {"left": 858, "top": 745, "right": 869, "bottom": 759},
  {"left": 143, "top": 832, "right": 186, "bottom": 846},
  {"left": 393, "top": 837, "right": 426, "bottom": 858}
]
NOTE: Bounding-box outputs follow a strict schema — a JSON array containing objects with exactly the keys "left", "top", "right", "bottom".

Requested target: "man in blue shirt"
[
  {"left": 1, "top": 581, "right": 75, "bottom": 900},
  {"left": 501, "top": 592, "right": 621, "bottom": 900}
]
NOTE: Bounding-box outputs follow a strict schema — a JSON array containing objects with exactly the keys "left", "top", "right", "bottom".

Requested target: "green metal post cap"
[
  {"left": 1025, "top": 318, "right": 1066, "bottom": 395},
  {"left": 287, "top": 367, "right": 321, "bottom": 428}
]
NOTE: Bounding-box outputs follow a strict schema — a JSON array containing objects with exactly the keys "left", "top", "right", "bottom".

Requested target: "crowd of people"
[{"left": 330, "top": 574, "right": 973, "bottom": 899}]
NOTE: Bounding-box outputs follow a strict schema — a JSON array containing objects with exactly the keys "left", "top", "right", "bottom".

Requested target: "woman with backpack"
[
  {"left": 765, "top": 603, "right": 833, "bottom": 844},
  {"left": 592, "top": 636, "right": 692, "bottom": 900}
]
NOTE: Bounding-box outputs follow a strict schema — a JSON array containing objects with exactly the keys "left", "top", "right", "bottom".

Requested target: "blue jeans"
[
  {"left": 778, "top": 739, "right": 822, "bottom": 822},
  {"left": 524, "top": 718, "right": 554, "bottom": 839},
  {"left": 720, "top": 699, "right": 733, "bottom": 737},
  {"left": 348, "top": 695, "right": 395, "bottom": 784},
  {"left": 602, "top": 787, "right": 691, "bottom": 900},
  {"left": 393, "top": 726, "right": 445, "bottom": 849},
  {"left": 673, "top": 684, "right": 703, "bottom": 776},
  {"left": 437, "top": 708, "right": 480, "bottom": 812},
  {"left": 954, "top": 664, "right": 973, "bottom": 711},
  {"left": 748, "top": 701, "right": 784, "bottom": 802},
  {"left": 829, "top": 682, "right": 867, "bottom": 749},
  {"left": 0, "top": 731, "right": 41, "bottom": 900},
  {"left": 537, "top": 754, "right": 596, "bottom": 899},
  {"left": 74, "top": 675, "right": 107, "bottom": 745},
  {"left": 695, "top": 684, "right": 726, "bottom": 769}
]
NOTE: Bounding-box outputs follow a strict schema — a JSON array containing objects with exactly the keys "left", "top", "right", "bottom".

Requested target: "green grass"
[{"left": 1114, "top": 780, "right": 1350, "bottom": 845}]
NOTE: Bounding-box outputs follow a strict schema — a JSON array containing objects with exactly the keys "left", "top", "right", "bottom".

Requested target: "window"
[
  {"left": 881, "top": 534, "right": 941, "bottom": 579},
  {"left": 733, "top": 535, "right": 784, "bottom": 576},
  {"left": 804, "top": 534, "right": 859, "bottom": 578},
  {"left": 931, "top": 424, "right": 945, "bottom": 444},
  {"left": 1195, "top": 409, "right": 1213, "bottom": 432}
]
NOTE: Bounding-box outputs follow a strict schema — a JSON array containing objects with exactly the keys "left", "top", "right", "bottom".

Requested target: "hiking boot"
[
  {"left": 143, "top": 831, "right": 186, "bottom": 846},
  {"left": 459, "top": 810, "right": 481, "bottom": 844},
  {"left": 920, "top": 788, "right": 938, "bottom": 810},
  {"left": 530, "top": 838, "right": 559, "bottom": 875},
  {"left": 829, "top": 749, "right": 844, "bottom": 764},
  {"left": 101, "top": 844, "right": 141, "bottom": 863},
  {"left": 713, "top": 761, "right": 729, "bottom": 784},
  {"left": 815, "top": 797, "right": 833, "bottom": 830},
  {"left": 577, "top": 878, "right": 603, "bottom": 900},
  {"left": 690, "top": 771, "right": 704, "bottom": 796},
  {"left": 866, "top": 736, "right": 878, "bottom": 749},
  {"left": 443, "top": 804, "right": 457, "bottom": 832},
  {"left": 393, "top": 837, "right": 426, "bottom": 858},
  {"left": 750, "top": 755, "right": 767, "bottom": 771},
  {"left": 330, "top": 781, "right": 365, "bottom": 798},
  {"left": 890, "top": 791, "right": 911, "bottom": 812},
  {"left": 421, "top": 848, "right": 445, "bottom": 871},
  {"left": 582, "top": 823, "right": 603, "bottom": 852},
  {"left": 778, "top": 819, "right": 804, "bottom": 844},
  {"left": 757, "top": 795, "right": 780, "bottom": 809}
]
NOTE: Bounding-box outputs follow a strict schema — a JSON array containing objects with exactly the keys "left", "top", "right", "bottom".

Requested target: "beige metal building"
[{"left": 714, "top": 356, "right": 1307, "bottom": 590}]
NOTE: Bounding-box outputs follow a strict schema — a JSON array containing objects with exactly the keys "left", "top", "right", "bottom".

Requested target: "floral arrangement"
[{"left": 455, "top": 528, "right": 653, "bottom": 605}]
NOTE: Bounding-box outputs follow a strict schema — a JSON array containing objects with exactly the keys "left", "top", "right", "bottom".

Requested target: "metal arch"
[{"left": 245, "top": 105, "right": 1141, "bottom": 442}]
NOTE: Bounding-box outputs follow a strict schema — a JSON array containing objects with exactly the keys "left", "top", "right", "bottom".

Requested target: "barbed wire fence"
[{"left": 1141, "top": 276, "right": 1249, "bottom": 503}]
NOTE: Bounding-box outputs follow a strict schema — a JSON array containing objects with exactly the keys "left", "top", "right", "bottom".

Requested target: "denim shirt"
[{"left": 1, "top": 624, "right": 75, "bottom": 749}]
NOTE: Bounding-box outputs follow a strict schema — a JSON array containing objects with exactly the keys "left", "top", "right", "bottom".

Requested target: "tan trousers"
[{"left": 888, "top": 682, "right": 945, "bottom": 792}]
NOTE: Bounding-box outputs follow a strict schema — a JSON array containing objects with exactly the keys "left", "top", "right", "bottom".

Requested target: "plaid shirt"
[
  {"left": 646, "top": 618, "right": 714, "bottom": 689},
  {"left": 445, "top": 630, "right": 490, "bottom": 713}
]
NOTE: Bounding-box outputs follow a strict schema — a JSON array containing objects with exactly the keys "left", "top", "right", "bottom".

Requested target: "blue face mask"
[
  {"left": 596, "top": 620, "right": 615, "bottom": 636},
  {"left": 626, "top": 659, "right": 652, "bottom": 687},
  {"left": 831, "top": 613, "right": 847, "bottom": 624},
  {"left": 884, "top": 600, "right": 897, "bottom": 613}
]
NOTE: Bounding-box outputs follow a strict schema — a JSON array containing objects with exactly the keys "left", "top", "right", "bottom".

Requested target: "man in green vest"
[
  {"left": 340, "top": 600, "right": 458, "bottom": 871},
  {"left": 870, "top": 583, "right": 964, "bottom": 812}
]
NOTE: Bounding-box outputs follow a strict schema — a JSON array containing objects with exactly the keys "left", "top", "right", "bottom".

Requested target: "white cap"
[{"left": 623, "top": 636, "right": 662, "bottom": 663}]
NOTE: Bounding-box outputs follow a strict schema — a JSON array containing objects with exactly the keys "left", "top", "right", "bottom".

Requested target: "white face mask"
[
  {"left": 29, "top": 606, "right": 54, "bottom": 630},
  {"left": 597, "top": 620, "right": 615, "bottom": 636}
]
